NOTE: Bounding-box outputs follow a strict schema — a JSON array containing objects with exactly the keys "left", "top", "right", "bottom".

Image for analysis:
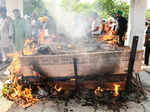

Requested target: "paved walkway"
[{"left": 0, "top": 97, "right": 13, "bottom": 112}]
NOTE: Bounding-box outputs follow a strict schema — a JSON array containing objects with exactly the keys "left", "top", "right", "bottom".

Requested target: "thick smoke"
[
  {"left": 42, "top": 0, "right": 119, "bottom": 52},
  {"left": 43, "top": 0, "right": 89, "bottom": 42}
]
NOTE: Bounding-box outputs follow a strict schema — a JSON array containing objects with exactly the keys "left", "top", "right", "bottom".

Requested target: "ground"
[{"left": 1, "top": 65, "right": 150, "bottom": 112}]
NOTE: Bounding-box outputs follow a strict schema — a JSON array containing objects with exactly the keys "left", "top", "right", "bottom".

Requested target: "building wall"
[{"left": 0, "top": 0, "right": 23, "bottom": 18}]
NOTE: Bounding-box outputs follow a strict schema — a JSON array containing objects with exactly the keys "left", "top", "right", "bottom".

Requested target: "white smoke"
[{"left": 43, "top": 0, "right": 89, "bottom": 42}]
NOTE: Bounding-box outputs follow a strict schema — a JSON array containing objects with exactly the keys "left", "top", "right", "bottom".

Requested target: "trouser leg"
[
  {"left": 119, "top": 33, "right": 124, "bottom": 46},
  {"left": 144, "top": 45, "right": 150, "bottom": 65},
  {"left": 1, "top": 48, "right": 8, "bottom": 62}
]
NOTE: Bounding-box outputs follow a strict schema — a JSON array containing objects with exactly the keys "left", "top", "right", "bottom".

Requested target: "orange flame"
[
  {"left": 114, "top": 84, "right": 120, "bottom": 96},
  {"left": 23, "top": 39, "right": 36, "bottom": 56},
  {"left": 54, "top": 84, "right": 62, "bottom": 92},
  {"left": 70, "top": 78, "right": 75, "bottom": 81},
  {"left": 94, "top": 86, "right": 104, "bottom": 96},
  {"left": 8, "top": 52, "right": 21, "bottom": 74},
  {"left": 38, "top": 30, "right": 45, "bottom": 44},
  {"left": 2, "top": 52, "right": 39, "bottom": 107}
]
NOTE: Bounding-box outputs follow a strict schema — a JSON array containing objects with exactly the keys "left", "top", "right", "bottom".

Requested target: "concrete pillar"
[
  {"left": 0, "top": 0, "right": 5, "bottom": 7},
  {"left": 125, "top": 0, "right": 147, "bottom": 50}
]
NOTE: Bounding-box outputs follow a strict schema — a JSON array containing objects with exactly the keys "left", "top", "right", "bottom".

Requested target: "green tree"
[
  {"left": 24, "top": 0, "right": 46, "bottom": 16},
  {"left": 61, "top": 0, "right": 80, "bottom": 10},
  {"left": 95, "top": 0, "right": 129, "bottom": 19},
  {"left": 61, "top": 0, "right": 99, "bottom": 15},
  {"left": 23, "top": 0, "right": 129, "bottom": 19},
  {"left": 60, "top": 0, "right": 129, "bottom": 19},
  {"left": 146, "top": 9, "right": 150, "bottom": 20}
]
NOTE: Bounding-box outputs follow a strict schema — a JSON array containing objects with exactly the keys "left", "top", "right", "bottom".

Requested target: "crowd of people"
[
  {"left": 0, "top": 7, "right": 56, "bottom": 63},
  {"left": 0, "top": 6, "right": 129, "bottom": 64},
  {"left": 91, "top": 10, "right": 127, "bottom": 46}
]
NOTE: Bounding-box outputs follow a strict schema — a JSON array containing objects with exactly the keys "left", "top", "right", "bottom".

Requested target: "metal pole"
[
  {"left": 125, "top": 36, "right": 139, "bottom": 93},
  {"left": 73, "top": 58, "right": 79, "bottom": 91}
]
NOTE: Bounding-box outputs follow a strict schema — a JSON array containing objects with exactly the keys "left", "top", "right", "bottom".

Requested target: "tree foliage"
[
  {"left": 23, "top": 0, "right": 129, "bottom": 18},
  {"left": 60, "top": 0, "right": 129, "bottom": 19},
  {"left": 146, "top": 9, "right": 150, "bottom": 20},
  {"left": 24, "top": 0, "right": 46, "bottom": 16},
  {"left": 61, "top": 0, "right": 94, "bottom": 14}
]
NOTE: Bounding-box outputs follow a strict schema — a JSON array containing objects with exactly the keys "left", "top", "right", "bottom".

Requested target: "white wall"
[
  {"left": 6, "top": 0, "right": 23, "bottom": 18},
  {"left": 126, "top": 0, "right": 147, "bottom": 50},
  {"left": 147, "top": 0, "right": 150, "bottom": 8}
]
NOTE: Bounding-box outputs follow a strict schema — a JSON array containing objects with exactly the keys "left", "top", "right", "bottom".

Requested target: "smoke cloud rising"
[{"left": 43, "top": 0, "right": 89, "bottom": 42}]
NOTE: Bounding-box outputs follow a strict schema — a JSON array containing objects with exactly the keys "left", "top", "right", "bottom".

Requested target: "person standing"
[
  {"left": 43, "top": 10, "right": 57, "bottom": 36},
  {"left": 100, "top": 19, "right": 106, "bottom": 35},
  {"left": 31, "top": 12, "right": 40, "bottom": 41},
  {"left": 116, "top": 10, "right": 128, "bottom": 46},
  {"left": 91, "top": 13, "right": 99, "bottom": 32},
  {"left": 13, "top": 9, "right": 30, "bottom": 51},
  {"left": 91, "top": 12, "right": 99, "bottom": 38},
  {"left": 144, "top": 24, "right": 150, "bottom": 65},
  {"left": 144, "top": 22, "right": 149, "bottom": 36},
  {"left": 0, "top": 7, "right": 14, "bottom": 63}
]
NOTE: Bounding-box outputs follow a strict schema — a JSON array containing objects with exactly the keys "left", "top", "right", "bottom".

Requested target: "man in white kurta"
[{"left": 0, "top": 7, "right": 14, "bottom": 63}]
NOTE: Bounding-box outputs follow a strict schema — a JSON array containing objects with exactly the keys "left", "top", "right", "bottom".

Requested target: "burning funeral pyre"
[
  {"left": 1, "top": 53, "right": 39, "bottom": 108},
  {"left": 0, "top": 35, "right": 146, "bottom": 111}
]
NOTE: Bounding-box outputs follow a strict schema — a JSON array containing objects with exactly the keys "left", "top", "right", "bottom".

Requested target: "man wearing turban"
[{"left": 116, "top": 10, "right": 128, "bottom": 46}]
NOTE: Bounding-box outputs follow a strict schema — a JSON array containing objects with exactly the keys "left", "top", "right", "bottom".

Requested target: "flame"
[
  {"left": 2, "top": 37, "right": 43, "bottom": 107},
  {"left": 114, "top": 84, "right": 120, "bottom": 96},
  {"left": 38, "top": 30, "right": 45, "bottom": 44},
  {"left": 24, "top": 39, "right": 33, "bottom": 47},
  {"left": 54, "top": 84, "right": 62, "bottom": 92},
  {"left": 2, "top": 52, "right": 39, "bottom": 107},
  {"left": 7, "top": 52, "right": 21, "bottom": 74},
  {"left": 38, "top": 30, "right": 55, "bottom": 45},
  {"left": 32, "top": 71, "right": 40, "bottom": 77},
  {"left": 23, "top": 39, "right": 36, "bottom": 56},
  {"left": 14, "top": 85, "right": 22, "bottom": 97},
  {"left": 70, "top": 78, "right": 75, "bottom": 81},
  {"left": 94, "top": 86, "right": 104, "bottom": 96}
]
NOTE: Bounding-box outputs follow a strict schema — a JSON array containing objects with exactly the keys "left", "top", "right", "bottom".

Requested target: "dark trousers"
[
  {"left": 118, "top": 32, "right": 125, "bottom": 46},
  {"left": 144, "top": 40, "right": 150, "bottom": 65}
]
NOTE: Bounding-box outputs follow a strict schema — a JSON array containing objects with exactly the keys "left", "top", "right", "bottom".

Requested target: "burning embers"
[
  {"left": 94, "top": 84, "right": 121, "bottom": 97},
  {"left": 94, "top": 86, "right": 104, "bottom": 96},
  {"left": 21, "top": 32, "right": 121, "bottom": 57}
]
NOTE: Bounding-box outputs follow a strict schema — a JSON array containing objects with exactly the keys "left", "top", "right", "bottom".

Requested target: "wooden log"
[{"left": 20, "top": 74, "right": 126, "bottom": 91}]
